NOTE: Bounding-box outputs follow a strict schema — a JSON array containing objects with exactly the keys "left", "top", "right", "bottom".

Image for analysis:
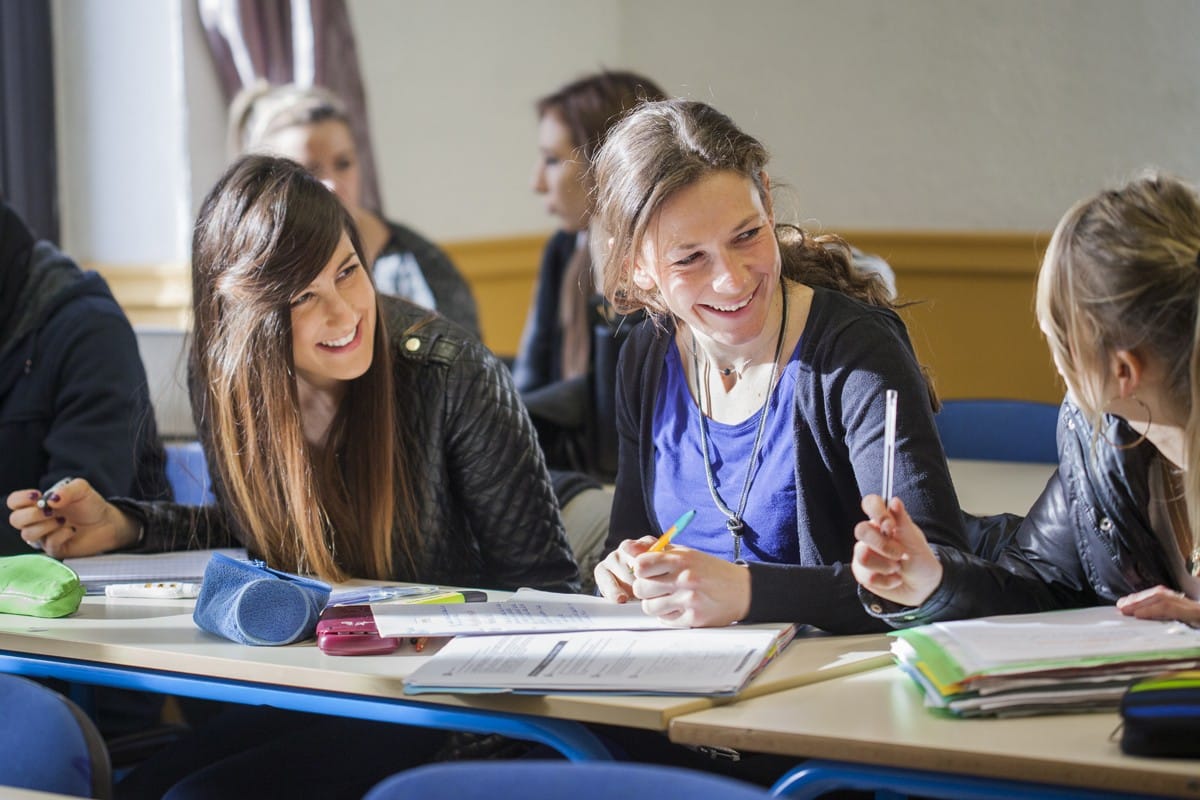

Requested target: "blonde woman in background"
[{"left": 230, "top": 82, "right": 480, "bottom": 338}]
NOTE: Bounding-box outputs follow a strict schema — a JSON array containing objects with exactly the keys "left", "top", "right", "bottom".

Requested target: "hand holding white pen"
[
  {"left": 6, "top": 477, "right": 141, "bottom": 559},
  {"left": 850, "top": 389, "right": 942, "bottom": 608},
  {"left": 852, "top": 495, "right": 943, "bottom": 608}
]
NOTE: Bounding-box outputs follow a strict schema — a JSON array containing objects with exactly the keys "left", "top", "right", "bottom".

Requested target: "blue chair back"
[
  {"left": 165, "top": 441, "right": 215, "bottom": 505},
  {"left": 935, "top": 399, "right": 1060, "bottom": 464},
  {"left": 0, "top": 675, "right": 112, "bottom": 798},
  {"left": 364, "top": 761, "right": 770, "bottom": 800}
]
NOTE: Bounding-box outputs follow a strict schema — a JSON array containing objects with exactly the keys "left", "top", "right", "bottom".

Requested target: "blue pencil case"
[{"left": 192, "top": 552, "right": 331, "bottom": 646}]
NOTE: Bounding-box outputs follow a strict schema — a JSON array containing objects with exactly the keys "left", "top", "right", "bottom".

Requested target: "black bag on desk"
[
  {"left": 1119, "top": 671, "right": 1200, "bottom": 758},
  {"left": 193, "top": 552, "right": 330, "bottom": 646}
]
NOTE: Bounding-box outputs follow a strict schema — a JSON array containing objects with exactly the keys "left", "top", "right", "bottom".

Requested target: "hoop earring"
[{"left": 1099, "top": 395, "right": 1152, "bottom": 450}]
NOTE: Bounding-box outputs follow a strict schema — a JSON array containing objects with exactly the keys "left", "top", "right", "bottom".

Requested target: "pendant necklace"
[{"left": 690, "top": 286, "right": 788, "bottom": 563}]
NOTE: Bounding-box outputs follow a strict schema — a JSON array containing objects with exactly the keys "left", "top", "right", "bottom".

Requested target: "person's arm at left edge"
[{"left": 442, "top": 337, "right": 580, "bottom": 593}]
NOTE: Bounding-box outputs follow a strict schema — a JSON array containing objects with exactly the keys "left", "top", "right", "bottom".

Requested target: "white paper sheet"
[
  {"left": 922, "top": 606, "right": 1200, "bottom": 673},
  {"left": 372, "top": 588, "right": 668, "bottom": 637}
]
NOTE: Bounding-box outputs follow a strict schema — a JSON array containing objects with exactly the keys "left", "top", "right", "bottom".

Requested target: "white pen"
[
  {"left": 105, "top": 582, "right": 201, "bottom": 599},
  {"left": 36, "top": 476, "right": 74, "bottom": 510},
  {"left": 881, "top": 389, "right": 898, "bottom": 503}
]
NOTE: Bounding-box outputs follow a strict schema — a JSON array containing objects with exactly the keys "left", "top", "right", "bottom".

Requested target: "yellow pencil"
[{"left": 647, "top": 509, "right": 696, "bottom": 553}]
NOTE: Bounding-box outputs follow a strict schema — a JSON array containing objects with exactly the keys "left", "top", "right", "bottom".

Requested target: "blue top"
[{"left": 652, "top": 339, "right": 800, "bottom": 563}]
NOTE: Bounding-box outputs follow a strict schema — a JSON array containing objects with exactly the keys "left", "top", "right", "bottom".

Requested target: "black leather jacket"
[
  {"left": 863, "top": 399, "right": 1180, "bottom": 626},
  {"left": 119, "top": 296, "right": 580, "bottom": 593}
]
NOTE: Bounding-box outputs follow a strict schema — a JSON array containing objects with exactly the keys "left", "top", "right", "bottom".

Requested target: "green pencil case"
[{"left": 0, "top": 554, "right": 84, "bottom": 618}]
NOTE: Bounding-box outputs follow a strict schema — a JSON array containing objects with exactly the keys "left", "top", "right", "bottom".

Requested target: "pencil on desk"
[{"left": 647, "top": 509, "right": 696, "bottom": 553}]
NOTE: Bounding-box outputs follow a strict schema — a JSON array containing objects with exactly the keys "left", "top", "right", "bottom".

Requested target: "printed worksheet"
[{"left": 372, "top": 588, "right": 670, "bottom": 637}]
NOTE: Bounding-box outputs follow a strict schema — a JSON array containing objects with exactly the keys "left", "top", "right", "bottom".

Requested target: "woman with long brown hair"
[
  {"left": 10, "top": 155, "right": 574, "bottom": 591},
  {"left": 7, "top": 155, "right": 577, "bottom": 798}
]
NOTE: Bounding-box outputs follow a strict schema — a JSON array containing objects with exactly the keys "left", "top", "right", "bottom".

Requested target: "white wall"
[
  {"left": 53, "top": 0, "right": 192, "bottom": 263},
  {"left": 349, "top": 0, "right": 622, "bottom": 240},
  {"left": 618, "top": 0, "right": 1200, "bottom": 232},
  {"left": 54, "top": 0, "right": 1200, "bottom": 262}
]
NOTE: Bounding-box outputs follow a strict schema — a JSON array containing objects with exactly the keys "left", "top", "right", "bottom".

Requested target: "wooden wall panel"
[{"left": 90, "top": 229, "right": 1066, "bottom": 403}]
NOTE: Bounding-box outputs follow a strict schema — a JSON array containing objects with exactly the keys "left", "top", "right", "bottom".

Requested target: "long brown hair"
[
  {"left": 1037, "top": 171, "right": 1200, "bottom": 553},
  {"left": 190, "top": 155, "right": 418, "bottom": 581},
  {"left": 591, "top": 98, "right": 934, "bottom": 405}
]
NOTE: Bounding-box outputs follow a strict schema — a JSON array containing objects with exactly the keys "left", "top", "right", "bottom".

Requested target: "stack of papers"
[
  {"left": 893, "top": 606, "right": 1200, "bottom": 717},
  {"left": 381, "top": 590, "right": 795, "bottom": 696}
]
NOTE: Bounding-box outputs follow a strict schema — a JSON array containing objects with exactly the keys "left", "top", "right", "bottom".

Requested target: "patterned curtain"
[{"left": 196, "top": 0, "right": 381, "bottom": 211}]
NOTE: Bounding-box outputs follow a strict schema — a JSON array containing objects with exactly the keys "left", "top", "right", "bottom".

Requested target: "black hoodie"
[{"left": 0, "top": 203, "right": 170, "bottom": 553}]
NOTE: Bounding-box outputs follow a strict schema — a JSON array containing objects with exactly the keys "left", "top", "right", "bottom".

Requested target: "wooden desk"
[
  {"left": 670, "top": 665, "right": 1200, "bottom": 799},
  {"left": 0, "top": 596, "right": 889, "bottom": 758},
  {"left": 948, "top": 458, "right": 1056, "bottom": 516}
]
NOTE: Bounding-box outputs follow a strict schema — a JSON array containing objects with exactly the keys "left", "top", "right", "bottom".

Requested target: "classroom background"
[{"left": 46, "top": 0, "right": 1200, "bottom": 403}]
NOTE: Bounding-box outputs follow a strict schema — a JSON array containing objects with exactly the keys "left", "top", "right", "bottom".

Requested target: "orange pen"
[{"left": 647, "top": 509, "right": 696, "bottom": 553}]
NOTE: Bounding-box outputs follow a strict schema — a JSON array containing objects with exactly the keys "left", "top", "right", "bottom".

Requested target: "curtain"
[
  {"left": 196, "top": 0, "right": 381, "bottom": 211},
  {"left": 0, "top": 0, "right": 59, "bottom": 243}
]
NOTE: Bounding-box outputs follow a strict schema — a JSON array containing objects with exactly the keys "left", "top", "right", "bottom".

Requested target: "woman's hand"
[
  {"left": 852, "top": 495, "right": 942, "bottom": 609},
  {"left": 595, "top": 536, "right": 657, "bottom": 603},
  {"left": 6, "top": 478, "right": 140, "bottom": 558},
  {"left": 630, "top": 546, "right": 751, "bottom": 628},
  {"left": 1116, "top": 586, "right": 1200, "bottom": 626}
]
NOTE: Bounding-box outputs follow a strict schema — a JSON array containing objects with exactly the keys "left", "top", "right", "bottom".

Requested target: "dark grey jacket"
[
  {"left": 863, "top": 399, "right": 1179, "bottom": 626},
  {"left": 118, "top": 296, "right": 579, "bottom": 593}
]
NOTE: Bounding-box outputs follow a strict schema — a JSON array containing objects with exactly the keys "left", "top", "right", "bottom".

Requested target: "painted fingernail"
[
  {"left": 56, "top": 517, "right": 66, "bottom": 525},
  {"left": 42, "top": 507, "right": 53, "bottom": 517},
  {"left": 28, "top": 491, "right": 39, "bottom": 500},
  {"left": 48, "top": 493, "right": 60, "bottom": 503}
]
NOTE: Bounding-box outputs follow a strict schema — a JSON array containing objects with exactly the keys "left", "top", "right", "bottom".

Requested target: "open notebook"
[
  {"left": 393, "top": 590, "right": 796, "bottom": 696},
  {"left": 404, "top": 624, "right": 796, "bottom": 696}
]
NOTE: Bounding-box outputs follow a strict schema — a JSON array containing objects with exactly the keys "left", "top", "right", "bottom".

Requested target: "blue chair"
[
  {"left": 0, "top": 675, "right": 112, "bottom": 798},
  {"left": 364, "top": 761, "right": 770, "bottom": 800},
  {"left": 934, "top": 399, "right": 1060, "bottom": 464},
  {"left": 165, "top": 440, "right": 215, "bottom": 505}
]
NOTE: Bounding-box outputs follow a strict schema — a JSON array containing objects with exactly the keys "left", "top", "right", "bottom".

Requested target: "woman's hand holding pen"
[
  {"left": 632, "top": 547, "right": 750, "bottom": 628},
  {"left": 6, "top": 477, "right": 140, "bottom": 558},
  {"left": 595, "top": 536, "right": 657, "bottom": 604},
  {"left": 595, "top": 536, "right": 750, "bottom": 628},
  {"left": 852, "top": 495, "right": 942, "bottom": 608}
]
